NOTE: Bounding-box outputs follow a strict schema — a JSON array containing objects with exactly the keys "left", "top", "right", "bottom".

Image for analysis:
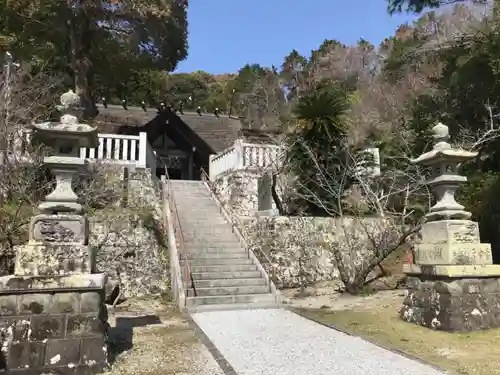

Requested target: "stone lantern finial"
[
  {"left": 56, "top": 89, "right": 84, "bottom": 124},
  {"left": 432, "top": 122, "right": 451, "bottom": 150}
]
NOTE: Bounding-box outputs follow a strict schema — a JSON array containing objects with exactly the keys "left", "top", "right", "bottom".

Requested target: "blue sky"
[{"left": 175, "top": 0, "right": 418, "bottom": 74}]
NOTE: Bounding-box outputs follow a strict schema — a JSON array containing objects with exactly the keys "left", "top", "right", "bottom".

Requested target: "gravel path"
[{"left": 191, "top": 309, "right": 446, "bottom": 375}]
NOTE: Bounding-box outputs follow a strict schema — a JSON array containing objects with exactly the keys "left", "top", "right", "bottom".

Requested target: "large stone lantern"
[
  {"left": 32, "top": 89, "right": 98, "bottom": 214},
  {"left": 401, "top": 122, "right": 500, "bottom": 332},
  {"left": 0, "top": 90, "right": 109, "bottom": 374}
]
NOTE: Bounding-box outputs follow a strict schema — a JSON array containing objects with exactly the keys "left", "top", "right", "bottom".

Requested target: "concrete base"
[
  {"left": 0, "top": 273, "right": 108, "bottom": 374},
  {"left": 255, "top": 209, "right": 279, "bottom": 218},
  {"left": 401, "top": 275, "right": 500, "bottom": 332},
  {"left": 14, "top": 243, "right": 95, "bottom": 276},
  {"left": 403, "top": 263, "right": 500, "bottom": 277}
]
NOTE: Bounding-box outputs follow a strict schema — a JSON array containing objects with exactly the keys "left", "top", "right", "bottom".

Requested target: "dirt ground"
[
  {"left": 284, "top": 283, "right": 500, "bottom": 375},
  {"left": 102, "top": 296, "right": 224, "bottom": 375}
]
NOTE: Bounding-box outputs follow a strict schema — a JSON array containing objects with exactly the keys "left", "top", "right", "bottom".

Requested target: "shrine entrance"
[
  {"left": 115, "top": 111, "right": 213, "bottom": 181},
  {"left": 152, "top": 133, "right": 202, "bottom": 180}
]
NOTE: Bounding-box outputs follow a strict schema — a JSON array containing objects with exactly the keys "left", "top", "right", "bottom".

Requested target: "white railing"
[
  {"left": 80, "top": 132, "right": 152, "bottom": 167},
  {"left": 209, "top": 139, "right": 283, "bottom": 180},
  {"left": 209, "top": 140, "right": 381, "bottom": 180},
  {"left": 13, "top": 130, "right": 157, "bottom": 174}
]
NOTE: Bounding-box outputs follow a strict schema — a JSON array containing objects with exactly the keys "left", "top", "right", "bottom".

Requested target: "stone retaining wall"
[
  {"left": 89, "top": 167, "right": 168, "bottom": 300},
  {"left": 244, "top": 216, "right": 390, "bottom": 289},
  {"left": 213, "top": 170, "right": 261, "bottom": 218}
]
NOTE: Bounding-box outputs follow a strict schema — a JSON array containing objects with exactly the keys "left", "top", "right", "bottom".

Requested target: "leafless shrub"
[
  {"left": 0, "top": 61, "right": 63, "bottom": 275},
  {"left": 294, "top": 138, "right": 429, "bottom": 294}
]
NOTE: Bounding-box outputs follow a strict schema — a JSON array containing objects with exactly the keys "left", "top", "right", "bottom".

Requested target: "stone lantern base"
[
  {"left": 401, "top": 264, "right": 500, "bottom": 331},
  {"left": 0, "top": 273, "right": 108, "bottom": 374},
  {"left": 401, "top": 219, "right": 500, "bottom": 331}
]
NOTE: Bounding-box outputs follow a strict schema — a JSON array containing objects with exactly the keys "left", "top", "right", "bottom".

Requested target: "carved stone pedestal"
[
  {"left": 15, "top": 214, "right": 94, "bottom": 276},
  {"left": 401, "top": 272, "right": 500, "bottom": 331},
  {"left": 0, "top": 274, "right": 108, "bottom": 374}
]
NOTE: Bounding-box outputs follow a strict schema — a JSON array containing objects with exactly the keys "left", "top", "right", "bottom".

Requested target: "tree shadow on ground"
[{"left": 107, "top": 314, "right": 162, "bottom": 364}]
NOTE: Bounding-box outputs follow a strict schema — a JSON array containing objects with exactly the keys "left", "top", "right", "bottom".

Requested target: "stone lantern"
[
  {"left": 412, "top": 122, "right": 477, "bottom": 221},
  {"left": 32, "top": 89, "right": 98, "bottom": 214},
  {"left": 401, "top": 122, "right": 500, "bottom": 332},
  {"left": 0, "top": 90, "right": 108, "bottom": 373}
]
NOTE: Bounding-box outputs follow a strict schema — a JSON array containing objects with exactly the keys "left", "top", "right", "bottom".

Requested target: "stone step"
[
  {"left": 177, "top": 225, "right": 232, "bottom": 231},
  {"left": 188, "top": 302, "right": 279, "bottom": 313},
  {"left": 174, "top": 196, "right": 212, "bottom": 200},
  {"left": 188, "top": 264, "right": 258, "bottom": 273},
  {"left": 183, "top": 240, "right": 242, "bottom": 247},
  {"left": 175, "top": 199, "right": 214, "bottom": 203},
  {"left": 185, "top": 246, "right": 245, "bottom": 253},
  {"left": 192, "top": 278, "right": 267, "bottom": 288},
  {"left": 176, "top": 221, "right": 231, "bottom": 227},
  {"left": 180, "top": 229, "right": 233, "bottom": 235},
  {"left": 183, "top": 238, "right": 239, "bottom": 245},
  {"left": 175, "top": 202, "right": 218, "bottom": 206},
  {"left": 185, "top": 293, "right": 276, "bottom": 309},
  {"left": 187, "top": 285, "right": 270, "bottom": 297},
  {"left": 189, "top": 270, "right": 263, "bottom": 280},
  {"left": 187, "top": 252, "right": 248, "bottom": 259},
  {"left": 181, "top": 257, "right": 253, "bottom": 266},
  {"left": 176, "top": 210, "right": 219, "bottom": 214},
  {"left": 181, "top": 229, "right": 236, "bottom": 235}
]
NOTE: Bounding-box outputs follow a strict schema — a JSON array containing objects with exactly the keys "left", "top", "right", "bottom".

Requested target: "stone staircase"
[{"left": 170, "top": 180, "right": 278, "bottom": 312}]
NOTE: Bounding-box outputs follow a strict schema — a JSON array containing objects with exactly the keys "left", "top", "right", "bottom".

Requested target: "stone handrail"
[
  {"left": 241, "top": 142, "right": 282, "bottom": 169},
  {"left": 209, "top": 141, "right": 241, "bottom": 180},
  {"left": 162, "top": 181, "right": 186, "bottom": 309},
  {"left": 209, "top": 139, "right": 283, "bottom": 180},
  {"left": 80, "top": 132, "right": 145, "bottom": 165}
]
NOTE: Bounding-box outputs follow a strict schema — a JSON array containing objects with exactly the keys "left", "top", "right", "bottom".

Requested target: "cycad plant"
[{"left": 286, "top": 81, "right": 354, "bottom": 216}]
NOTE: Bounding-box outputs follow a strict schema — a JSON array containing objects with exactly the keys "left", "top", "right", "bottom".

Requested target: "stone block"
[
  {"left": 0, "top": 276, "right": 108, "bottom": 374},
  {"left": 0, "top": 274, "right": 107, "bottom": 292},
  {"left": 0, "top": 295, "right": 18, "bottom": 315},
  {"left": 8, "top": 341, "right": 46, "bottom": 369},
  {"left": 80, "top": 292, "right": 100, "bottom": 314},
  {"left": 51, "top": 293, "right": 80, "bottom": 314},
  {"left": 66, "top": 314, "right": 103, "bottom": 337},
  {"left": 420, "top": 220, "right": 480, "bottom": 244},
  {"left": 404, "top": 264, "right": 500, "bottom": 277},
  {"left": 414, "top": 242, "right": 492, "bottom": 265},
  {"left": 0, "top": 318, "right": 31, "bottom": 341},
  {"left": 401, "top": 276, "right": 500, "bottom": 331},
  {"left": 19, "top": 293, "right": 52, "bottom": 314},
  {"left": 30, "top": 315, "right": 65, "bottom": 340},
  {"left": 9, "top": 369, "right": 77, "bottom": 375},
  {"left": 29, "top": 214, "right": 88, "bottom": 245},
  {"left": 14, "top": 243, "right": 95, "bottom": 276},
  {"left": 80, "top": 336, "right": 107, "bottom": 367},
  {"left": 45, "top": 338, "right": 81, "bottom": 367}
]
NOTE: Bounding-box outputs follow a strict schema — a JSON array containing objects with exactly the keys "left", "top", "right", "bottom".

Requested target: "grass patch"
[{"left": 294, "top": 300, "right": 500, "bottom": 375}]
